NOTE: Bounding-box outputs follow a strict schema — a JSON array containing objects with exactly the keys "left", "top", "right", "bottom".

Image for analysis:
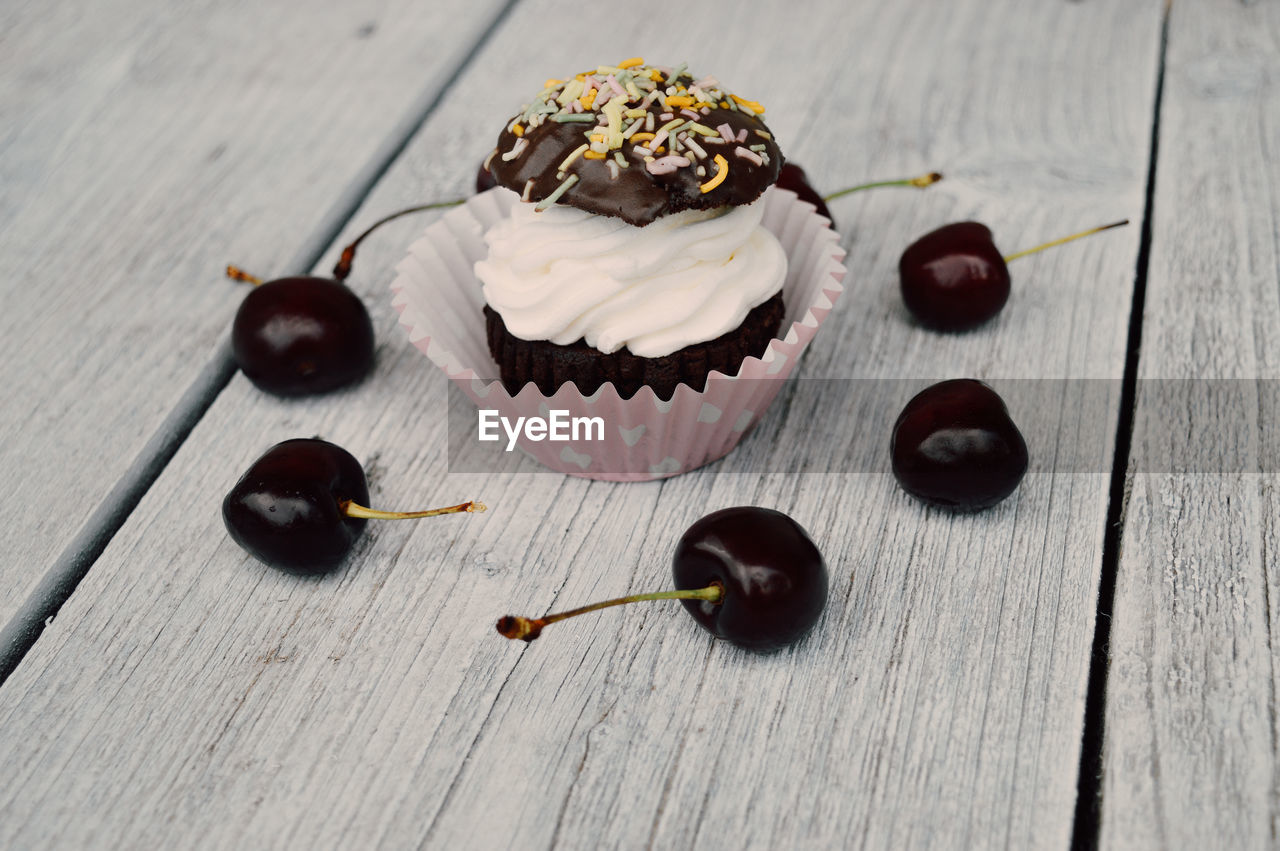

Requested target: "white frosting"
[{"left": 474, "top": 197, "right": 787, "bottom": 358}]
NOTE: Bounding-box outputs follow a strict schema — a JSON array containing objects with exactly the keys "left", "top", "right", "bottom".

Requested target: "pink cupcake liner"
[{"left": 391, "top": 186, "right": 846, "bottom": 481}]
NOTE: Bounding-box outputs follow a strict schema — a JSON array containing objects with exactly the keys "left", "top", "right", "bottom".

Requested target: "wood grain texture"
[
  {"left": 1101, "top": 2, "right": 1280, "bottom": 848},
  {"left": 0, "top": 0, "right": 1163, "bottom": 848},
  {"left": 0, "top": 0, "right": 510, "bottom": 629}
]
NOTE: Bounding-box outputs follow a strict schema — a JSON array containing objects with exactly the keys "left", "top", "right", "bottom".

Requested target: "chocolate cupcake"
[{"left": 475, "top": 59, "right": 788, "bottom": 400}]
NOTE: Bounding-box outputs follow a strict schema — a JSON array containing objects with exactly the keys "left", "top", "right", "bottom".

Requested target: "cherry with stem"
[
  {"left": 223, "top": 438, "right": 485, "bottom": 575},
  {"left": 900, "top": 218, "right": 1129, "bottom": 331},
  {"left": 226, "top": 197, "right": 464, "bottom": 396},
  {"left": 496, "top": 506, "right": 828, "bottom": 651}
]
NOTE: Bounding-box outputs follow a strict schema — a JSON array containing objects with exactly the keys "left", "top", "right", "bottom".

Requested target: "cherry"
[
  {"left": 222, "top": 438, "right": 483, "bottom": 574},
  {"left": 776, "top": 162, "right": 832, "bottom": 222},
  {"left": 476, "top": 160, "right": 497, "bottom": 193},
  {"left": 899, "top": 219, "right": 1128, "bottom": 331},
  {"left": 672, "top": 506, "right": 827, "bottom": 650},
  {"left": 229, "top": 273, "right": 375, "bottom": 396},
  {"left": 890, "top": 379, "right": 1029, "bottom": 510},
  {"left": 226, "top": 198, "right": 463, "bottom": 396},
  {"left": 497, "top": 506, "right": 827, "bottom": 651}
]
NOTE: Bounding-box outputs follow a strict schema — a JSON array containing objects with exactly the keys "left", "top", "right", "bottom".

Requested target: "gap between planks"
[
  {"left": 0, "top": 0, "right": 526, "bottom": 687},
  {"left": 1069, "top": 3, "right": 1173, "bottom": 849}
]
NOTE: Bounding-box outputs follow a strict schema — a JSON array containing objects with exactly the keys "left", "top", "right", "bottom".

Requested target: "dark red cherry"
[
  {"left": 497, "top": 506, "right": 827, "bottom": 651},
  {"left": 672, "top": 507, "right": 828, "bottom": 650},
  {"left": 899, "top": 222, "right": 1010, "bottom": 331},
  {"left": 230, "top": 277, "right": 375, "bottom": 396},
  {"left": 776, "top": 162, "right": 832, "bottom": 223},
  {"left": 891, "top": 379, "right": 1029, "bottom": 510},
  {"left": 476, "top": 160, "right": 498, "bottom": 193},
  {"left": 222, "top": 438, "right": 371, "bottom": 574},
  {"left": 223, "top": 439, "right": 482, "bottom": 574},
  {"left": 899, "top": 219, "right": 1129, "bottom": 331},
  {"left": 227, "top": 198, "right": 470, "bottom": 397}
]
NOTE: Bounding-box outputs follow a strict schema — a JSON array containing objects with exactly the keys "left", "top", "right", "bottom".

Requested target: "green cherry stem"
[
  {"left": 1002, "top": 219, "right": 1129, "bottom": 263},
  {"left": 497, "top": 582, "right": 725, "bottom": 642},
  {"left": 823, "top": 171, "right": 943, "bottom": 202},
  {"left": 340, "top": 500, "right": 486, "bottom": 520},
  {"left": 332, "top": 198, "right": 465, "bottom": 281},
  {"left": 226, "top": 197, "right": 466, "bottom": 286}
]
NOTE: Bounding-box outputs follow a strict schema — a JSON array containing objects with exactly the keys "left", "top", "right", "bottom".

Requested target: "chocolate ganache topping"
[{"left": 485, "top": 59, "right": 783, "bottom": 227}]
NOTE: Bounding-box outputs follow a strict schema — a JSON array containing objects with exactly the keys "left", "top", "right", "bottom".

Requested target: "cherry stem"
[
  {"left": 332, "top": 198, "right": 466, "bottom": 282},
  {"left": 225, "top": 264, "right": 264, "bottom": 286},
  {"left": 496, "top": 582, "right": 725, "bottom": 642},
  {"left": 822, "top": 171, "right": 942, "bottom": 202},
  {"left": 339, "top": 500, "right": 486, "bottom": 520},
  {"left": 1003, "top": 219, "right": 1129, "bottom": 263}
]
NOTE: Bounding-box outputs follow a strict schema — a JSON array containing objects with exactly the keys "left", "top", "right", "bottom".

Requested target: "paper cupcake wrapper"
[{"left": 391, "top": 186, "right": 846, "bottom": 481}]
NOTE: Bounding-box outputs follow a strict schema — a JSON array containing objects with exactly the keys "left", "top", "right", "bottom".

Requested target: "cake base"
[{"left": 484, "top": 293, "right": 785, "bottom": 401}]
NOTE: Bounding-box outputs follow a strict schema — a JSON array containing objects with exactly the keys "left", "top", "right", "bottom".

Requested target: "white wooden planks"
[
  {"left": 0, "top": 0, "right": 511, "bottom": 631},
  {"left": 0, "top": 0, "right": 1163, "bottom": 848},
  {"left": 1101, "top": 2, "right": 1280, "bottom": 848}
]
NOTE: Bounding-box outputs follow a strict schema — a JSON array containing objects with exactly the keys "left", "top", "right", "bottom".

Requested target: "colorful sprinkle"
[
  {"left": 535, "top": 173, "right": 579, "bottom": 211},
  {"left": 558, "top": 143, "right": 590, "bottom": 171},
  {"left": 646, "top": 155, "right": 692, "bottom": 175},
  {"left": 602, "top": 95, "right": 627, "bottom": 148},
  {"left": 556, "top": 79, "right": 584, "bottom": 105},
  {"left": 700, "top": 154, "right": 729, "bottom": 193},
  {"left": 501, "top": 61, "right": 772, "bottom": 208},
  {"left": 500, "top": 138, "right": 528, "bottom": 161}
]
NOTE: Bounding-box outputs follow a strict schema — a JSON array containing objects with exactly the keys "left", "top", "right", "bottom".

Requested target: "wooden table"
[{"left": 2, "top": 0, "right": 1275, "bottom": 847}]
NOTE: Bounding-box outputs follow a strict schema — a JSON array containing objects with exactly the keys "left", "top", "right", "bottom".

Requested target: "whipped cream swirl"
[{"left": 474, "top": 197, "right": 786, "bottom": 358}]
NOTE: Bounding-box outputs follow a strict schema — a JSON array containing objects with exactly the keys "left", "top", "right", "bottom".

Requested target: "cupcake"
[
  {"left": 476, "top": 59, "right": 787, "bottom": 400},
  {"left": 391, "top": 60, "right": 845, "bottom": 480}
]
